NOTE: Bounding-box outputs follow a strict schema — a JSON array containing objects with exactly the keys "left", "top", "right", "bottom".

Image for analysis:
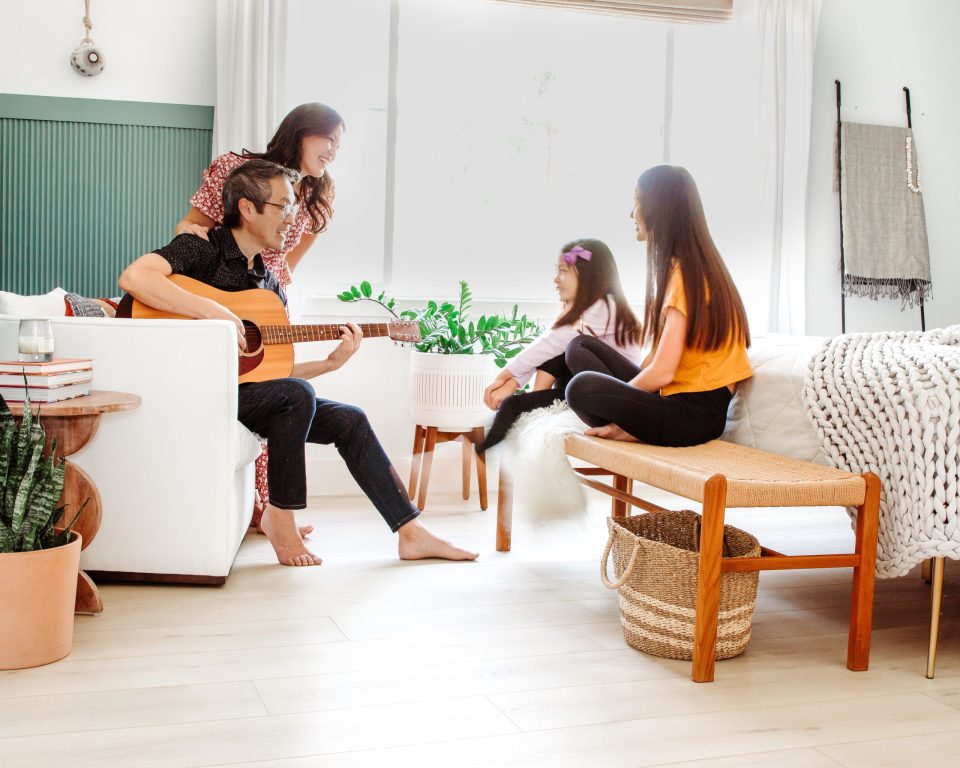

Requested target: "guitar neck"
[{"left": 261, "top": 323, "right": 392, "bottom": 344}]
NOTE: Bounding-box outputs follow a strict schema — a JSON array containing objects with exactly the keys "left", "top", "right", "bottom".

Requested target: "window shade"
[{"left": 491, "top": 0, "right": 732, "bottom": 23}]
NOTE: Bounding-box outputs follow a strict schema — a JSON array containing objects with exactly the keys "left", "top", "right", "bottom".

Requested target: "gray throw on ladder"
[{"left": 840, "top": 121, "right": 931, "bottom": 307}]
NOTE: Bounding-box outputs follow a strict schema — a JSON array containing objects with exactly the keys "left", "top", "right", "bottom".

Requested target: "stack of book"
[{"left": 0, "top": 358, "right": 94, "bottom": 403}]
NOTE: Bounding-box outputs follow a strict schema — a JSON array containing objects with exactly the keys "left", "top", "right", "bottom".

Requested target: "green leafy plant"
[
  {"left": 338, "top": 280, "right": 543, "bottom": 368},
  {"left": 0, "top": 389, "right": 86, "bottom": 553}
]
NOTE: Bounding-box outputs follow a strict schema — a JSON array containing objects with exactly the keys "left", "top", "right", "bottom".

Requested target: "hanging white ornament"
[{"left": 70, "top": 0, "right": 104, "bottom": 76}]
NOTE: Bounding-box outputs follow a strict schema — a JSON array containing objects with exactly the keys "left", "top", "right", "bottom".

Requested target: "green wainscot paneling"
[{"left": 0, "top": 94, "right": 214, "bottom": 297}]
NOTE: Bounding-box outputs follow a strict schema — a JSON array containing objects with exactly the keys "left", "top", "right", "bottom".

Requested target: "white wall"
[
  {"left": 0, "top": 0, "right": 215, "bottom": 105},
  {"left": 806, "top": 0, "right": 960, "bottom": 335}
]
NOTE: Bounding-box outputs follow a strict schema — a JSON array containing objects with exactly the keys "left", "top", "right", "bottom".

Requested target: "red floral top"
[{"left": 190, "top": 152, "right": 334, "bottom": 289}]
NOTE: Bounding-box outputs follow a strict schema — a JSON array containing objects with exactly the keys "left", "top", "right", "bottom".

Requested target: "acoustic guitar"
[{"left": 128, "top": 274, "right": 421, "bottom": 383}]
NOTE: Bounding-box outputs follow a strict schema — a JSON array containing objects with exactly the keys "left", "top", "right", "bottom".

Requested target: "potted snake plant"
[
  {"left": 338, "top": 280, "right": 542, "bottom": 431},
  {"left": 0, "top": 389, "right": 86, "bottom": 669}
]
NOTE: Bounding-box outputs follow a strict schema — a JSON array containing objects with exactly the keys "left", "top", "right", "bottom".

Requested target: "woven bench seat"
[
  {"left": 564, "top": 436, "right": 867, "bottom": 508},
  {"left": 496, "top": 434, "right": 881, "bottom": 683}
]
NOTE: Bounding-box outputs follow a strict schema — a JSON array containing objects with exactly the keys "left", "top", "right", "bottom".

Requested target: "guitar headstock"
[{"left": 387, "top": 319, "right": 422, "bottom": 343}]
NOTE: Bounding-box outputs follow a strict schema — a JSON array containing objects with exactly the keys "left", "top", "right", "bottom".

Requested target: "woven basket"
[{"left": 601, "top": 510, "right": 760, "bottom": 661}]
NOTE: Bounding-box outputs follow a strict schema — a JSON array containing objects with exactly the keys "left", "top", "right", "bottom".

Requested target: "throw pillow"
[
  {"left": 64, "top": 293, "right": 119, "bottom": 318},
  {"left": 0, "top": 288, "right": 68, "bottom": 317}
]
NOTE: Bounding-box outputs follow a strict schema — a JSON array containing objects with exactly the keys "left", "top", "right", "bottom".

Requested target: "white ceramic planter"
[{"left": 409, "top": 351, "right": 499, "bottom": 431}]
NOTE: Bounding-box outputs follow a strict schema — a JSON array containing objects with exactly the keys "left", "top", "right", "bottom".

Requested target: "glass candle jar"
[{"left": 17, "top": 319, "right": 55, "bottom": 362}]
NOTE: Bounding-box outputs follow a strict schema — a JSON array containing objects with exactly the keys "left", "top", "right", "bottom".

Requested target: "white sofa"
[{"left": 0, "top": 315, "right": 261, "bottom": 583}]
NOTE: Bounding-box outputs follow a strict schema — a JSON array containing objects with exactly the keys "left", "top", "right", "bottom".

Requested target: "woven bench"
[{"left": 496, "top": 436, "right": 881, "bottom": 683}]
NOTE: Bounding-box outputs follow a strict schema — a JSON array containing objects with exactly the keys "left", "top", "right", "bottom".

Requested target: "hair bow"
[{"left": 562, "top": 246, "right": 592, "bottom": 265}]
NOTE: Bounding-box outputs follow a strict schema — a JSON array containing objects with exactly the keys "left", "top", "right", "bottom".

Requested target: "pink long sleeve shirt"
[{"left": 505, "top": 295, "right": 644, "bottom": 386}]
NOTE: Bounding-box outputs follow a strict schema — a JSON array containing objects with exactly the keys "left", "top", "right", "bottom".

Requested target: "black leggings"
[
  {"left": 479, "top": 354, "right": 572, "bottom": 452},
  {"left": 564, "top": 335, "right": 731, "bottom": 447}
]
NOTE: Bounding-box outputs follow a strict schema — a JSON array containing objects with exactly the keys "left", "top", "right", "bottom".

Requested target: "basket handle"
[{"left": 600, "top": 530, "right": 643, "bottom": 590}]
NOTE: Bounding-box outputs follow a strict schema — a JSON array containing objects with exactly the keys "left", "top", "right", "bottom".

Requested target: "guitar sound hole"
[{"left": 243, "top": 321, "right": 263, "bottom": 355}]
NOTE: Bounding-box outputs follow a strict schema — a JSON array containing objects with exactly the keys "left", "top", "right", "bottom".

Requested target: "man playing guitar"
[{"left": 119, "top": 159, "right": 478, "bottom": 566}]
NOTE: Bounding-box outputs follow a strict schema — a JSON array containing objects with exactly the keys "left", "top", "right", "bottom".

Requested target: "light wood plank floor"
[{"left": 2, "top": 488, "right": 960, "bottom": 767}]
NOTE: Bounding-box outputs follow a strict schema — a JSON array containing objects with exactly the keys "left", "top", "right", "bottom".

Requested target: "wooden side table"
[
  {"left": 408, "top": 425, "right": 488, "bottom": 511},
  {"left": 7, "top": 390, "right": 141, "bottom": 615}
]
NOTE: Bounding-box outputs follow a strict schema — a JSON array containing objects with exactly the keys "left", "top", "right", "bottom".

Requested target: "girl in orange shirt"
[{"left": 565, "top": 165, "right": 752, "bottom": 446}]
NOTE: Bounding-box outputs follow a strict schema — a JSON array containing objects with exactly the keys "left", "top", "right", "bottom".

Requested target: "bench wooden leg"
[
  {"left": 473, "top": 427, "right": 488, "bottom": 511},
  {"left": 692, "top": 475, "right": 728, "bottom": 683},
  {"left": 408, "top": 425, "right": 425, "bottom": 501},
  {"left": 848, "top": 472, "right": 881, "bottom": 671},
  {"left": 612, "top": 474, "right": 629, "bottom": 518},
  {"left": 496, "top": 464, "right": 513, "bottom": 551},
  {"left": 416, "top": 427, "right": 438, "bottom": 511}
]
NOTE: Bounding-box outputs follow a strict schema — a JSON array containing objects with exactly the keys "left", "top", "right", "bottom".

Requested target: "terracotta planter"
[
  {"left": 409, "top": 351, "right": 500, "bottom": 431},
  {"left": 0, "top": 531, "right": 82, "bottom": 670}
]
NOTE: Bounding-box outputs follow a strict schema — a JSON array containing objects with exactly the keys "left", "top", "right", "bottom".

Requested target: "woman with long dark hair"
[
  {"left": 565, "top": 165, "right": 752, "bottom": 446},
  {"left": 480, "top": 237, "right": 642, "bottom": 451},
  {"left": 178, "top": 102, "right": 343, "bottom": 282},
  {"left": 176, "top": 103, "right": 344, "bottom": 531}
]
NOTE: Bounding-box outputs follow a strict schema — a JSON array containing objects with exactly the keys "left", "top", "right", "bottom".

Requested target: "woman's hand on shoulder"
[
  {"left": 175, "top": 207, "right": 217, "bottom": 241},
  {"left": 484, "top": 369, "right": 519, "bottom": 410},
  {"left": 176, "top": 222, "right": 210, "bottom": 240}
]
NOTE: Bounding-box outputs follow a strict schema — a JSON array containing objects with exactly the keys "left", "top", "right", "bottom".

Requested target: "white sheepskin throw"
[
  {"left": 500, "top": 401, "right": 590, "bottom": 525},
  {"left": 804, "top": 325, "right": 960, "bottom": 577}
]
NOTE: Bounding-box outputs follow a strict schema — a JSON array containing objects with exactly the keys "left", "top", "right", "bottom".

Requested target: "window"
[
  {"left": 392, "top": 0, "right": 666, "bottom": 302},
  {"left": 286, "top": 1, "right": 772, "bottom": 332}
]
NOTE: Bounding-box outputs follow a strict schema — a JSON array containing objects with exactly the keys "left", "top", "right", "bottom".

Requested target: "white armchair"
[{"left": 0, "top": 315, "right": 261, "bottom": 583}]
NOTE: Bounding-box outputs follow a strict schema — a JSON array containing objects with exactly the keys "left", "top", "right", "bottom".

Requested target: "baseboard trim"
[{"left": 85, "top": 570, "right": 227, "bottom": 586}]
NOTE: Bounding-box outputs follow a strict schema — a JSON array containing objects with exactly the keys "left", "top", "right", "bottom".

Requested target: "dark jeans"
[
  {"left": 479, "top": 354, "right": 572, "bottom": 451},
  {"left": 564, "top": 335, "right": 732, "bottom": 447},
  {"left": 237, "top": 378, "right": 419, "bottom": 532}
]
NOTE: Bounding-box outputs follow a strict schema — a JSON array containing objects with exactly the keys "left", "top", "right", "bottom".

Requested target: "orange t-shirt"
[{"left": 660, "top": 269, "right": 752, "bottom": 397}]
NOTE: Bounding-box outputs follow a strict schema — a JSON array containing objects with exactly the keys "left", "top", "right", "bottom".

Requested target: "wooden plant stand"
[{"left": 408, "top": 425, "right": 488, "bottom": 511}]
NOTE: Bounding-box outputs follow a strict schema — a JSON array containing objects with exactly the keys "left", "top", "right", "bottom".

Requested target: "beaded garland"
[{"left": 905, "top": 135, "right": 922, "bottom": 194}]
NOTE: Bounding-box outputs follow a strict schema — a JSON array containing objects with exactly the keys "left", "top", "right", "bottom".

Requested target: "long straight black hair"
[
  {"left": 554, "top": 238, "right": 641, "bottom": 347},
  {"left": 242, "top": 102, "right": 344, "bottom": 234},
  {"left": 636, "top": 166, "right": 750, "bottom": 351}
]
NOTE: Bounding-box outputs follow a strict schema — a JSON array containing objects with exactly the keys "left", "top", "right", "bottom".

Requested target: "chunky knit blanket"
[{"left": 804, "top": 326, "right": 960, "bottom": 577}]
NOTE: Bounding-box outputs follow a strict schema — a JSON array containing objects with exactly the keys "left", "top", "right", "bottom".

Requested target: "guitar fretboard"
[{"left": 261, "top": 324, "right": 391, "bottom": 344}]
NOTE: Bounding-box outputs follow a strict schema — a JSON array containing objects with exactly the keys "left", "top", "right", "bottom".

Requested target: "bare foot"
[
  {"left": 255, "top": 518, "right": 315, "bottom": 539},
  {"left": 398, "top": 520, "right": 479, "bottom": 561},
  {"left": 260, "top": 506, "right": 322, "bottom": 567},
  {"left": 585, "top": 424, "right": 639, "bottom": 442},
  {"left": 251, "top": 491, "right": 314, "bottom": 537}
]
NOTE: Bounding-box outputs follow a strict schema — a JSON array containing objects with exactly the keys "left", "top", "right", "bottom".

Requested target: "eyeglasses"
[{"left": 262, "top": 200, "right": 300, "bottom": 220}]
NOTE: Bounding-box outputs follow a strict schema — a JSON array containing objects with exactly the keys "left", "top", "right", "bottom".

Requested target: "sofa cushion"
[
  {"left": 0, "top": 288, "right": 68, "bottom": 317},
  {"left": 235, "top": 422, "right": 264, "bottom": 471}
]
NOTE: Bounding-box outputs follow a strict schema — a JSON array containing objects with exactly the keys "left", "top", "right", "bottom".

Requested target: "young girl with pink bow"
[{"left": 480, "top": 238, "right": 642, "bottom": 450}]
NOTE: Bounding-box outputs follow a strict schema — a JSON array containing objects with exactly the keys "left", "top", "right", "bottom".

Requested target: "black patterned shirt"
[{"left": 154, "top": 227, "right": 286, "bottom": 306}]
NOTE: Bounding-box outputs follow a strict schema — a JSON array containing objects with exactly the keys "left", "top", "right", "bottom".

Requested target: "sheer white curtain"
[
  {"left": 759, "top": 0, "right": 821, "bottom": 334},
  {"left": 213, "top": 0, "right": 288, "bottom": 158}
]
